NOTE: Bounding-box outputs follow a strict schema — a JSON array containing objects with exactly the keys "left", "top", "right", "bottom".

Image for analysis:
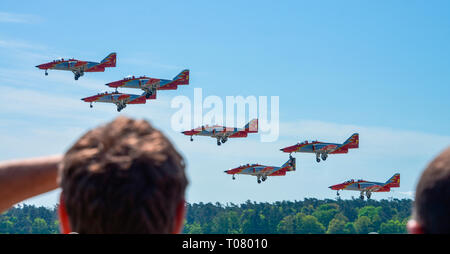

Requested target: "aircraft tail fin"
[
  {"left": 172, "top": 69, "right": 189, "bottom": 84},
  {"left": 343, "top": 133, "right": 359, "bottom": 149},
  {"left": 385, "top": 173, "right": 400, "bottom": 187},
  {"left": 282, "top": 157, "right": 296, "bottom": 171},
  {"left": 101, "top": 52, "right": 117, "bottom": 67},
  {"left": 244, "top": 119, "right": 258, "bottom": 133}
]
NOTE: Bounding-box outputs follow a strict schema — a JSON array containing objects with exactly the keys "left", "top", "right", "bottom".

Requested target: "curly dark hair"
[{"left": 59, "top": 116, "right": 188, "bottom": 233}]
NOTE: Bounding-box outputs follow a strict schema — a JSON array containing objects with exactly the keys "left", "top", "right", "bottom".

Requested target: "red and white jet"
[
  {"left": 182, "top": 119, "right": 258, "bottom": 146},
  {"left": 36, "top": 52, "right": 116, "bottom": 80},
  {"left": 280, "top": 133, "right": 359, "bottom": 163},
  {"left": 329, "top": 173, "right": 400, "bottom": 200},
  {"left": 105, "top": 69, "right": 189, "bottom": 99},
  {"left": 225, "top": 156, "right": 296, "bottom": 184},
  {"left": 81, "top": 91, "right": 150, "bottom": 112}
]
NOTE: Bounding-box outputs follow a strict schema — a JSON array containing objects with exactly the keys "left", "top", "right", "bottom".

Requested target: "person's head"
[
  {"left": 57, "top": 116, "right": 188, "bottom": 234},
  {"left": 408, "top": 146, "right": 450, "bottom": 234}
]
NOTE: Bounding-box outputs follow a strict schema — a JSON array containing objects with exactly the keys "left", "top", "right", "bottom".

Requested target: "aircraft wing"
[
  {"left": 208, "top": 127, "right": 248, "bottom": 138},
  {"left": 313, "top": 143, "right": 338, "bottom": 153},
  {"left": 359, "top": 182, "right": 390, "bottom": 192},
  {"left": 143, "top": 79, "right": 161, "bottom": 89},
  {"left": 373, "top": 186, "right": 391, "bottom": 192},
  {"left": 256, "top": 166, "right": 276, "bottom": 176},
  {"left": 365, "top": 184, "right": 384, "bottom": 191},
  {"left": 158, "top": 80, "right": 179, "bottom": 90},
  {"left": 268, "top": 169, "right": 286, "bottom": 176},
  {"left": 228, "top": 131, "right": 248, "bottom": 138}
]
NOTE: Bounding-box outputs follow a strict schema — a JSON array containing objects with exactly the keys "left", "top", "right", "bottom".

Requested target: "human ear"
[
  {"left": 172, "top": 199, "right": 186, "bottom": 234},
  {"left": 407, "top": 219, "right": 424, "bottom": 234},
  {"left": 58, "top": 193, "right": 72, "bottom": 234}
]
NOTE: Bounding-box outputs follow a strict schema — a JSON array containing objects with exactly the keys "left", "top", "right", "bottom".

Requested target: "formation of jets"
[
  {"left": 224, "top": 131, "right": 399, "bottom": 199},
  {"left": 35, "top": 52, "right": 400, "bottom": 199},
  {"left": 36, "top": 53, "right": 189, "bottom": 112},
  {"left": 83, "top": 70, "right": 189, "bottom": 112}
]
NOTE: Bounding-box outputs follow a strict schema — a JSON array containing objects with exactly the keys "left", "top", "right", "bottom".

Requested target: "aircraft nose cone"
[
  {"left": 182, "top": 130, "right": 194, "bottom": 135},
  {"left": 329, "top": 184, "right": 342, "bottom": 190},
  {"left": 81, "top": 96, "right": 96, "bottom": 102},
  {"left": 106, "top": 80, "right": 121, "bottom": 87}
]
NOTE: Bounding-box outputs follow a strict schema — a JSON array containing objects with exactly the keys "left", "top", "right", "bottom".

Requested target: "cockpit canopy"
[{"left": 297, "top": 140, "right": 312, "bottom": 145}]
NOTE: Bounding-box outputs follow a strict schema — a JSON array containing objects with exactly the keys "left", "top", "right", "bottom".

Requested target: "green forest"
[{"left": 0, "top": 198, "right": 413, "bottom": 234}]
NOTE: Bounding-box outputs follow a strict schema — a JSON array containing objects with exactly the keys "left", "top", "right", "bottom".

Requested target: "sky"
[{"left": 0, "top": 1, "right": 449, "bottom": 208}]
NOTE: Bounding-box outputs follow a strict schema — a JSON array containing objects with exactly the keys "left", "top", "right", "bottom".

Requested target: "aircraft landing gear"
[
  {"left": 217, "top": 138, "right": 222, "bottom": 146},
  {"left": 262, "top": 176, "right": 267, "bottom": 182},
  {"left": 221, "top": 137, "right": 228, "bottom": 144},
  {"left": 360, "top": 192, "right": 365, "bottom": 200},
  {"left": 232, "top": 175, "right": 235, "bottom": 180},
  {"left": 257, "top": 179, "right": 261, "bottom": 184},
  {"left": 316, "top": 153, "right": 321, "bottom": 163},
  {"left": 190, "top": 136, "right": 193, "bottom": 142},
  {"left": 90, "top": 103, "right": 93, "bottom": 108},
  {"left": 116, "top": 103, "right": 126, "bottom": 112},
  {"left": 288, "top": 155, "right": 295, "bottom": 167},
  {"left": 336, "top": 191, "right": 340, "bottom": 197},
  {"left": 144, "top": 88, "right": 155, "bottom": 99},
  {"left": 74, "top": 71, "right": 84, "bottom": 80},
  {"left": 321, "top": 153, "right": 328, "bottom": 161},
  {"left": 257, "top": 176, "right": 262, "bottom": 184},
  {"left": 366, "top": 192, "right": 372, "bottom": 200},
  {"left": 45, "top": 70, "right": 48, "bottom": 76}
]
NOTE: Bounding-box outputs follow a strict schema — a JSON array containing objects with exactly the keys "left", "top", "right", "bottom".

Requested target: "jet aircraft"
[
  {"left": 280, "top": 133, "right": 359, "bottom": 162},
  {"left": 81, "top": 90, "right": 152, "bottom": 112},
  {"left": 105, "top": 69, "right": 189, "bottom": 99},
  {"left": 181, "top": 119, "right": 258, "bottom": 146},
  {"left": 36, "top": 52, "right": 116, "bottom": 80},
  {"left": 329, "top": 173, "right": 400, "bottom": 200},
  {"left": 224, "top": 156, "right": 296, "bottom": 184}
]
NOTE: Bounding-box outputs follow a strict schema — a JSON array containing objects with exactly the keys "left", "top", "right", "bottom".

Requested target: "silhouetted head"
[{"left": 408, "top": 146, "right": 450, "bottom": 234}]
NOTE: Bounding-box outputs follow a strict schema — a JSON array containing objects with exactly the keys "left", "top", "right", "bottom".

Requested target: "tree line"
[
  {"left": 183, "top": 198, "right": 412, "bottom": 234},
  {"left": 0, "top": 198, "right": 413, "bottom": 234},
  {"left": 0, "top": 205, "right": 59, "bottom": 234}
]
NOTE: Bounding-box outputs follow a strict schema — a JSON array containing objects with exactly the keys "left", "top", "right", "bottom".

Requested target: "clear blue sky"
[{"left": 1, "top": 1, "right": 449, "bottom": 207}]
